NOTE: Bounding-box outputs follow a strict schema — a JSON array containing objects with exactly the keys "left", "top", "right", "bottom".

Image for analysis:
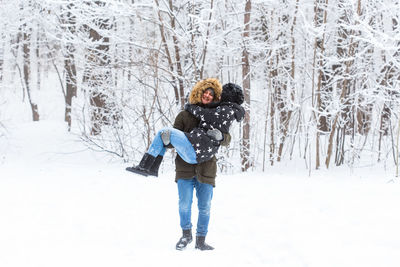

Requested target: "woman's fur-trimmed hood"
[{"left": 189, "top": 78, "right": 222, "bottom": 104}]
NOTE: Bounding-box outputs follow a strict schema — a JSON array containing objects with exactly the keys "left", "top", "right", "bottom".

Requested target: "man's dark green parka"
[{"left": 172, "top": 78, "right": 230, "bottom": 187}]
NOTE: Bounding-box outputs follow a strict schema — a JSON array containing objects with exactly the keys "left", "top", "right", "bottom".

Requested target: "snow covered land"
[
  {"left": 1, "top": 1, "right": 400, "bottom": 266},
  {"left": 1, "top": 119, "right": 400, "bottom": 267}
]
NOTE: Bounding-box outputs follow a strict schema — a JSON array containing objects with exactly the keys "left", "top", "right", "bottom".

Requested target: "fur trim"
[{"left": 189, "top": 78, "right": 222, "bottom": 104}]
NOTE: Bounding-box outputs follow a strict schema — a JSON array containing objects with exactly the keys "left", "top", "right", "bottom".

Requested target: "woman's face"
[{"left": 201, "top": 89, "right": 214, "bottom": 105}]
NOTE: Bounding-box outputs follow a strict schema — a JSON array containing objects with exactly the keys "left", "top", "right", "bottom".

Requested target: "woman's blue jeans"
[
  {"left": 177, "top": 177, "right": 213, "bottom": 236},
  {"left": 147, "top": 127, "right": 197, "bottom": 164}
]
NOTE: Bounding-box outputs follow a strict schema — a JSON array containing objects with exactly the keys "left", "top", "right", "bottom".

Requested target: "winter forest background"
[{"left": 1, "top": 0, "right": 400, "bottom": 174}]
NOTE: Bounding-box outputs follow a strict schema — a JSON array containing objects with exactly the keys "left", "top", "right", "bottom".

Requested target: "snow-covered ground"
[{"left": 1, "top": 120, "right": 400, "bottom": 267}]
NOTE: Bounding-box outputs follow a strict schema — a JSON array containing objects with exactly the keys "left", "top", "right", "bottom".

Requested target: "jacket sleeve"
[
  {"left": 166, "top": 111, "right": 185, "bottom": 149},
  {"left": 173, "top": 111, "right": 185, "bottom": 131}
]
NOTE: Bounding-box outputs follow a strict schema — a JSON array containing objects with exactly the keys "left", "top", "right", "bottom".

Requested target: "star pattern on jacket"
[{"left": 184, "top": 102, "right": 245, "bottom": 163}]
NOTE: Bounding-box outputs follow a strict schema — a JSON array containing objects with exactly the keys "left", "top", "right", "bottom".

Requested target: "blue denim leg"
[
  {"left": 194, "top": 178, "right": 213, "bottom": 236},
  {"left": 178, "top": 177, "right": 214, "bottom": 235},
  {"left": 168, "top": 127, "right": 197, "bottom": 164},
  {"left": 177, "top": 178, "right": 195, "bottom": 230},
  {"left": 147, "top": 127, "right": 197, "bottom": 164},
  {"left": 147, "top": 130, "right": 167, "bottom": 157}
]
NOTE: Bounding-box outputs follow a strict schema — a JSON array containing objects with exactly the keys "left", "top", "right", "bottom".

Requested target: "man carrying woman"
[{"left": 127, "top": 78, "right": 245, "bottom": 250}]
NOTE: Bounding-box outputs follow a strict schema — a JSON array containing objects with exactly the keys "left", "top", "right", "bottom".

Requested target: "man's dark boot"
[
  {"left": 176, "top": 229, "right": 193, "bottom": 250},
  {"left": 195, "top": 236, "right": 214, "bottom": 251},
  {"left": 126, "top": 153, "right": 156, "bottom": 176},
  {"left": 148, "top": 155, "right": 163, "bottom": 177}
]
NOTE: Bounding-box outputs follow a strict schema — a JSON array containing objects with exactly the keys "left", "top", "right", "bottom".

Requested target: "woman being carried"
[{"left": 126, "top": 79, "right": 245, "bottom": 177}]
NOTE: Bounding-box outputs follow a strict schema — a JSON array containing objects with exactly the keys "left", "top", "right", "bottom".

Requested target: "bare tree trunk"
[
  {"left": 154, "top": 0, "right": 179, "bottom": 105},
  {"left": 263, "top": 87, "right": 270, "bottom": 171},
  {"left": 277, "top": 0, "right": 299, "bottom": 162},
  {"left": 269, "top": 82, "right": 276, "bottom": 166},
  {"left": 23, "top": 28, "right": 40, "bottom": 121},
  {"left": 276, "top": 80, "right": 287, "bottom": 162},
  {"left": 127, "top": 17, "right": 133, "bottom": 82},
  {"left": 83, "top": 2, "right": 114, "bottom": 136},
  {"left": 36, "top": 25, "right": 41, "bottom": 93},
  {"left": 241, "top": 0, "right": 251, "bottom": 171},
  {"left": 312, "top": 0, "right": 328, "bottom": 169},
  {"left": 199, "top": 0, "right": 214, "bottom": 80},
  {"left": 0, "top": 33, "right": 4, "bottom": 83},
  {"left": 89, "top": 31, "right": 110, "bottom": 135},
  {"left": 260, "top": 8, "right": 275, "bottom": 166},
  {"left": 62, "top": 4, "right": 77, "bottom": 131},
  {"left": 377, "top": 16, "right": 400, "bottom": 162},
  {"left": 396, "top": 117, "right": 400, "bottom": 177},
  {"left": 333, "top": 0, "right": 363, "bottom": 166},
  {"left": 168, "top": 0, "right": 185, "bottom": 108},
  {"left": 64, "top": 54, "right": 77, "bottom": 130},
  {"left": 325, "top": 71, "right": 353, "bottom": 168},
  {"left": 326, "top": 0, "right": 361, "bottom": 168},
  {"left": 64, "top": 5, "right": 77, "bottom": 130},
  {"left": 315, "top": 0, "right": 330, "bottom": 133},
  {"left": 334, "top": 1, "right": 349, "bottom": 166},
  {"left": 188, "top": 2, "right": 200, "bottom": 81}
]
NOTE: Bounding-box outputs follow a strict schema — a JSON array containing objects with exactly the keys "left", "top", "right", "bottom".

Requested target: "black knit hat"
[{"left": 221, "top": 83, "right": 244, "bottom": 105}]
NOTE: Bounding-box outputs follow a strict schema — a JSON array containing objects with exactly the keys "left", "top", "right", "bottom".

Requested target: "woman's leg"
[
  {"left": 147, "top": 130, "right": 167, "bottom": 157},
  {"left": 169, "top": 128, "right": 197, "bottom": 164},
  {"left": 127, "top": 128, "right": 173, "bottom": 176},
  {"left": 149, "top": 127, "right": 197, "bottom": 164}
]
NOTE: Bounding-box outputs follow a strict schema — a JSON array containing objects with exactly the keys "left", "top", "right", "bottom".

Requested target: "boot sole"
[
  {"left": 195, "top": 246, "right": 214, "bottom": 251},
  {"left": 126, "top": 167, "right": 149, "bottom": 176}
]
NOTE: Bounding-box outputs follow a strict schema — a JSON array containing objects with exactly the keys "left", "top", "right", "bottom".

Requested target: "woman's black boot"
[
  {"left": 148, "top": 155, "right": 163, "bottom": 177},
  {"left": 126, "top": 153, "right": 156, "bottom": 176}
]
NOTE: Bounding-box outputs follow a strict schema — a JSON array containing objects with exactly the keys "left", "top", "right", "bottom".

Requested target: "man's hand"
[{"left": 207, "top": 129, "right": 223, "bottom": 141}]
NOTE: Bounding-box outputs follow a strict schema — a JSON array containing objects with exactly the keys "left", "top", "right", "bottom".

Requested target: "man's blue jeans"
[
  {"left": 177, "top": 177, "right": 213, "bottom": 236},
  {"left": 147, "top": 127, "right": 197, "bottom": 164}
]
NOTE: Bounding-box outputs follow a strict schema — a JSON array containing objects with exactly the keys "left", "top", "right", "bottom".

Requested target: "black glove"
[
  {"left": 207, "top": 129, "right": 223, "bottom": 141},
  {"left": 184, "top": 103, "right": 191, "bottom": 111}
]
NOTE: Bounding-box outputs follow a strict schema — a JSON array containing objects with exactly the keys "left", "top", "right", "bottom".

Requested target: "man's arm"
[{"left": 173, "top": 111, "right": 185, "bottom": 131}]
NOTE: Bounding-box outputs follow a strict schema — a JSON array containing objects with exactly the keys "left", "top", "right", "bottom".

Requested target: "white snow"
[{"left": 1, "top": 120, "right": 400, "bottom": 267}]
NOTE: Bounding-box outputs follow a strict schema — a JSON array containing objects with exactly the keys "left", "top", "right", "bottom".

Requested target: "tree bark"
[
  {"left": 241, "top": 0, "right": 251, "bottom": 171},
  {"left": 154, "top": 0, "right": 180, "bottom": 105},
  {"left": 312, "top": 0, "right": 328, "bottom": 169},
  {"left": 62, "top": 3, "right": 77, "bottom": 131},
  {"left": 23, "top": 28, "right": 39, "bottom": 121},
  {"left": 0, "top": 34, "right": 4, "bottom": 83},
  {"left": 83, "top": 2, "right": 114, "bottom": 135},
  {"left": 168, "top": 0, "right": 185, "bottom": 108},
  {"left": 326, "top": 0, "right": 362, "bottom": 168},
  {"left": 199, "top": 0, "right": 214, "bottom": 80},
  {"left": 277, "top": 0, "right": 299, "bottom": 162}
]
